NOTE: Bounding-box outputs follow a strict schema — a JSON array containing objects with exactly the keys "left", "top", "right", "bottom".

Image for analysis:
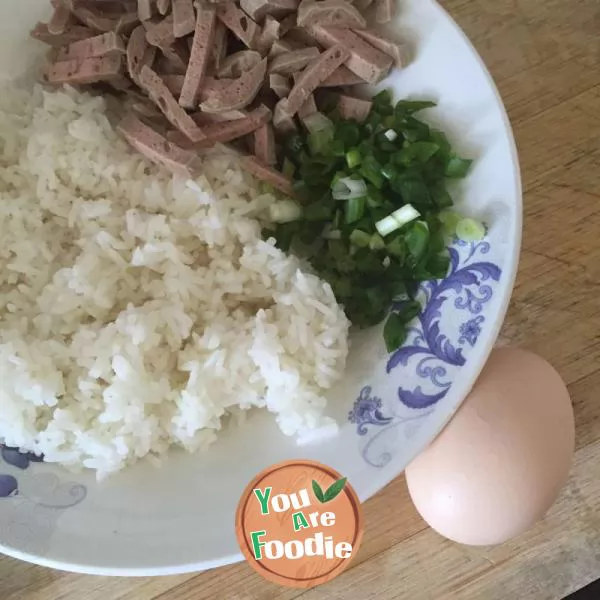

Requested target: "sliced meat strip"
[
  {"left": 191, "top": 109, "right": 247, "bottom": 124},
  {"left": 162, "top": 74, "right": 185, "bottom": 94},
  {"left": 174, "top": 105, "right": 272, "bottom": 147},
  {"left": 118, "top": 113, "right": 200, "bottom": 177},
  {"left": 255, "top": 15, "right": 282, "bottom": 55},
  {"left": 353, "top": 28, "right": 405, "bottom": 67},
  {"left": 269, "top": 39, "right": 295, "bottom": 57},
  {"left": 139, "top": 65, "right": 206, "bottom": 141},
  {"left": 210, "top": 22, "right": 228, "bottom": 71},
  {"left": 124, "top": 91, "right": 164, "bottom": 119},
  {"left": 337, "top": 93, "right": 371, "bottom": 121},
  {"left": 71, "top": 6, "right": 138, "bottom": 35},
  {"left": 144, "top": 15, "right": 175, "bottom": 49},
  {"left": 48, "top": 5, "right": 74, "bottom": 35},
  {"left": 292, "top": 71, "right": 318, "bottom": 117},
  {"left": 216, "top": 3, "right": 260, "bottom": 48},
  {"left": 57, "top": 32, "right": 126, "bottom": 61},
  {"left": 199, "top": 76, "right": 233, "bottom": 101},
  {"left": 157, "top": 0, "right": 171, "bottom": 15},
  {"left": 199, "top": 58, "right": 267, "bottom": 113},
  {"left": 172, "top": 0, "right": 196, "bottom": 37},
  {"left": 240, "top": 155, "right": 293, "bottom": 195},
  {"left": 269, "top": 72, "right": 290, "bottom": 97},
  {"left": 375, "top": 0, "right": 395, "bottom": 24},
  {"left": 31, "top": 23, "right": 95, "bottom": 47},
  {"left": 239, "top": 0, "right": 298, "bottom": 22},
  {"left": 298, "top": 93, "right": 317, "bottom": 118},
  {"left": 254, "top": 123, "right": 276, "bottom": 165},
  {"left": 218, "top": 50, "right": 262, "bottom": 78},
  {"left": 284, "top": 43, "right": 350, "bottom": 114},
  {"left": 127, "top": 25, "right": 157, "bottom": 85},
  {"left": 297, "top": 0, "right": 366, "bottom": 29},
  {"left": 273, "top": 98, "right": 297, "bottom": 132},
  {"left": 268, "top": 47, "right": 320, "bottom": 75},
  {"left": 138, "top": 0, "right": 155, "bottom": 21},
  {"left": 45, "top": 55, "right": 124, "bottom": 84},
  {"left": 307, "top": 25, "right": 393, "bottom": 84},
  {"left": 320, "top": 65, "right": 364, "bottom": 86},
  {"left": 179, "top": 5, "right": 217, "bottom": 108}
]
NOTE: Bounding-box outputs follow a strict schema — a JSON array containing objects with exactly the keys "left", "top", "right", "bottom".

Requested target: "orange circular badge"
[{"left": 236, "top": 460, "right": 363, "bottom": 589}]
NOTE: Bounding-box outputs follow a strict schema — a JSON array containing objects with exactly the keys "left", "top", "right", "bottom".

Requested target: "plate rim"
[{"left": 0, "top": 0, "right": 522, "bottom": 577}]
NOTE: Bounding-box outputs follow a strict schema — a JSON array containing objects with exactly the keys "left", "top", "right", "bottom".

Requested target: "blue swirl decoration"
[
  {"left": 348, "top": 237, "right": 502, "bottom": 467},
  {"left": 0, "top": 445, "right": 87, "bottom": 508}
]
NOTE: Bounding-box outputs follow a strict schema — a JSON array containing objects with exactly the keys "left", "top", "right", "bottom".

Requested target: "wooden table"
[{"left": 2, "top": 0, "right": 600, "bottom": 597}]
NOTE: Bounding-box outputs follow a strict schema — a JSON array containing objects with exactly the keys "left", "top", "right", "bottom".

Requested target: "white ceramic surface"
[{"left": 0, "top": 0, "right": 521, "bottom": 576}]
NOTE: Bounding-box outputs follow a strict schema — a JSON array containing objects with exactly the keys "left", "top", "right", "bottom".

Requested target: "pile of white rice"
[{"left": 0, "top": 84, "right": 349, "bottom": 478}]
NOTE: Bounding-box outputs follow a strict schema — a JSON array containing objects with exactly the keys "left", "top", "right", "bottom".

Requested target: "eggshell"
[{"left": 405, "top": 347, "right": 575, "bottom": 546}]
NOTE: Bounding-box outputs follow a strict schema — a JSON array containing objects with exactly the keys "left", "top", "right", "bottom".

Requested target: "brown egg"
[{"left": 405, "top": 347, "right": 575, "bottom": 546}]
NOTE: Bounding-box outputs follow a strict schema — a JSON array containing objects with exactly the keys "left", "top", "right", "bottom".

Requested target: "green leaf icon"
[
  {"left": 323, "top": 477, "right": 347, "bottom": 502},
  {"left": 312, "top": 479, "right": 325, "bottom": 503}
]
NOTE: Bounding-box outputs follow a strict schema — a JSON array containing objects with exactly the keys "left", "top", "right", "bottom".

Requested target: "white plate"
[{"left": 0, "top": 0, "right": 521, "bottom": 576}]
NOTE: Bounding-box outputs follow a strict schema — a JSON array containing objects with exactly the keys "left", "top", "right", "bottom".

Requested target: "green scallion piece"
[
  {"left": 345, "top": 196, "right": 365, "bottom": 224},
  {"left": 346, "top": 148, "right": 361, "bottom": 169},
  {"left": 456, "top": 217, "right": 485, "bottom": 242},
  {"left": 349, "top": 229, "right": 371, "bottom": 247},
  {"left": 369, "top": 233, "right": 385, "bottom": 250},
  {"left": 383, "top": 313, "right": 407, "bottom": 352},
  {"left": 445, "top": 155, "right": 473, "bottom": 178},
  {"left": 439, "top": 210, "right": 463, "bottom": 237}
]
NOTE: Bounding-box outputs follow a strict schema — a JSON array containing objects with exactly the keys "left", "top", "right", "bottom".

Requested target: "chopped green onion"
[
  {"left": 332, "top": 176, "right": 367, "bottom": 200},
  {"left": 359, "top": 156, "right": 384, "bottom": 188},
  {"left": 439, "top": 210, "right": 463, "bottom": 237},
  {"left": 308, "top": 128, "right": 334, "bottom": 155},
  {"left": 445, "top": 155, "right": 473, "bottom": 178},
  {"left": 386, "top": 236, "right": 406, "bottom": 258},
  {"left": 346, "top": 148, "right": 361, "bottom": 168},
  {"left": 302, "top": 112, "right": 334, "bottom": 135},
  {"left": 407, "top": 141, "right": 440, "bottom": 163},
  {"left": 270, "top": 92, "right": 478, "bottom": 355},
  {"left": 394, "top": 100, "right": 436, "bottom": 116},
  {"left": 381, "top": 163, "right": 397, "bottom": 180},
  {"left": 375, "top": 204, "right": 421, "bottom": 237},
  {"left": 397, "top": 300, "right": 421, "bottom": 323},
  {"left": 269, "top": 199, "right": 302, "bottom": 223},
  {"left": 369, "top": 233, "right": 385, "bottom": 250},
  {"left": 456, "top": 217, "right": 485, "bottom": 242},
  {"left": 384, "top": 129, "right": 398, "bottom": 142},
  {"left": 349, "top": 229, "right": 371, "bottom": 247},
  {"left": 383, "top": 313, "right": 407, "bottom": 352},
  {"left": 345, "top": 196, "right": 365, "bottom": 224},
  {"left": 375, "top": 214, "right": 401, "bottom": 237},
  {"left": 405, "top": 221, "right": 430, "bottom": 260}
]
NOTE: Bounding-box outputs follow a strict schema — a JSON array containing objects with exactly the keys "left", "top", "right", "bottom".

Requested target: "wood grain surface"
[{"left": 2, "top": 0, "right": 600, "bottom": 597}]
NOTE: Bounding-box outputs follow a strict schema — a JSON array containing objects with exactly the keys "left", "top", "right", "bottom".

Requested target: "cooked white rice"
[{"left": 0, "top": 84, "right": 350, "bottom": 478}]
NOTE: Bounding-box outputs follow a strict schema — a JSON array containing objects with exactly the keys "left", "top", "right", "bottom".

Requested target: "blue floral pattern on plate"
[
  {"left": 0, "top": 444, "right": 87, "bottom": 555},
  {"left": 0, "top": 444, "right": 86, "bottom": 507},
  {"left": 349, "top": 237, "right": 502, "bottom": 467}
]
